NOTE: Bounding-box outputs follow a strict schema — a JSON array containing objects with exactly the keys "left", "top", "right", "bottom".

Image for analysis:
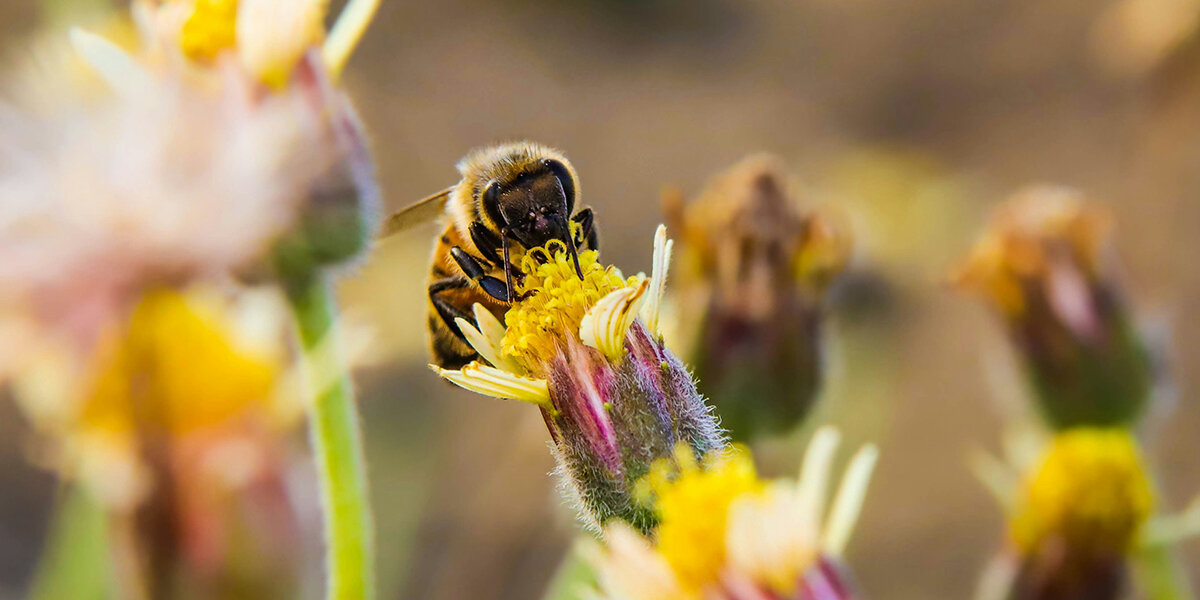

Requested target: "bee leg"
[
  {"left": 469, "top": 222, "right": 503, "bottom": 267},
  {"left": 429, "top": 276, "right": 473, "bottom": 341},
  {"left": 450, "top": 246, "right": 509, "bottom": 302},
  {"left": 572, "top": 207, "right": 598, "bottom": 251}
]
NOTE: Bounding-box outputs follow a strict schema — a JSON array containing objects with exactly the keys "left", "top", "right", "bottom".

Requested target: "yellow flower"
[
  {"left": 78, "top": 0, "right": 378, "bottom": 89},
  {"left": 434, "top": 227, "right": 724, "bottom": 532},
  {"left": 178, "top": 0, "right": 326, "bottom": 87},
  {"left": 81, "top": 288, "right": 282, "bottom": 436},
  {"left": 592, "top": 428, "right": 878, "bottom": 600},
  {"left": 503, "top": 240, "right": 639, "bottom": 374},
  {"left": 435, "top": 225, "right": 672, "bottom": 406},
  {"left": 1010, "top": 428, "right": 1154, "bottom": 557},
  {"left": 648, "top": 448, "right": 762, "bottom": 592},
  {"left": 180, "top": 0, "right": 239, "bottom": 61},
  {"left": 15, "top": 287, "right": 294, "bottom": 507}
]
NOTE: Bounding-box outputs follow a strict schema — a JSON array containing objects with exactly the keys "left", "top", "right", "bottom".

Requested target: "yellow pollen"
[
  {"left": 642, "top": 446, "right": 763, "bottom": 593},
  {"left": 180, "top": 0, "right": 239, "bottom": 62},
  {"left": 1010, "top": 428, "right": 1154, "bottom": 557},
  {"left": 501, "top": 241, "right": 636, "bottom": 374},
  {"left": 81, "top": 288, "right": 281, "bottom": 437}
]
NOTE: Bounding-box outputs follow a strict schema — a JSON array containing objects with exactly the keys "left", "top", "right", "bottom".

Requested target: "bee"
[{"left": 382, "top": 142, "right": 598, "bottom": 369}]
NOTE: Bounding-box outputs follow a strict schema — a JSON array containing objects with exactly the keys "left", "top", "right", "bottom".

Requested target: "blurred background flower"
[
  {"left": 972, "top": 426, "right": 1200, "bottom": 600},
  {"left": 18, "top": 286, "right": 310, "bottom": 600},
  {"left": 952, "top": 188, "right": 1157, "bottom": 429},
  {"left": 0, "top": 0, "right": 382, "bottom": 597},
  {"left": 664, "top": 154, "right": 850, "bottom": 443},
  {"left": 588, "top": 427, "right": 876, "bottom": 600}
]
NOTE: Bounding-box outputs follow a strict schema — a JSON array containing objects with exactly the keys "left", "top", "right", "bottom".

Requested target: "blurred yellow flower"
[
  {"left": 157, "top": 0, "right": 365, "bottom": 88},
  {"left": 179, "top": 0, "right": 239, "bottom": 61},
  {"left": 592, "top": 428, "right": 878, "bottom": 600},
  {"left": 644, "top": 448, "right": 762, "bottom": 592},
  {"left": 16, "top": 287, "right": 296, "bottom": 508},
  {"left": 1010, "top": 428, "right": 1154, "bottom": 557},
  {"left": 82, "top": 288, "right": 283, "bottom": 436}
]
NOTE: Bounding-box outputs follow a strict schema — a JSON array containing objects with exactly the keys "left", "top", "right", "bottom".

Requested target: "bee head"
[{"left": 486, "top": 158, "right": 578, "bottom": 250}]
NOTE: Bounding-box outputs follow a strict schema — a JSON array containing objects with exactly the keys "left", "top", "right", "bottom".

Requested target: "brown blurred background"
[{"left": 5, "top": 0, "right": 1200, "bottom": 598}]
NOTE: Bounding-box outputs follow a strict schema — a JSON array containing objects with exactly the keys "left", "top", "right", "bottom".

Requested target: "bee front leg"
[
  {"left": 572, "top": 207, "right": 598, "bottom": 251},
  {"left": 429, "top": 276, "right": 474, "bottom": 342},
  {"left": 450, "top": 246, "right": 509, "bottom": 302},
  {"left": 469, "top": 222, "right": 503, "bottom": 267}
]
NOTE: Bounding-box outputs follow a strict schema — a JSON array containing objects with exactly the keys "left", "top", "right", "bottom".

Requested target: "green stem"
[
  {"left": 286, "top": 272, "right": 375, "bottom": 600},
  {"left": 541, "top": 538, "right": 598, "bottom": 600},
  {"left": 28, "top": 485, "right": 110, "bottom": 600},
  {"left": 1136, "top": 543, "right": 1193, "bottom": 600}
]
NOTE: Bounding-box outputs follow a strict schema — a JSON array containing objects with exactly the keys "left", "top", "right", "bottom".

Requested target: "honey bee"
[{"left": 382, "top": 142, "right": 598, "bottom": 369}]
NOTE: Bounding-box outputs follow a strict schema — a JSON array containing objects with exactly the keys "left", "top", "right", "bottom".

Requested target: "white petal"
[
  {"left": 431, "top": 362, "right": 549, "bottom": 406},
  {"left": 323, "top": 0, "right": 381, "bottom": 78},
  {"left": 580, "top": 279, "right": 649, "bottom": 360},
  {"left": 1140, "top": 501, "right": 1200, "bottom": 548},
  {"left": 454, "top": 305, "right": 521, "bottom": 374},
  {"left": 472, "top": 304, "right": 512, "bottom": 354},
  {"left": 726, "top": 485, "right": 819, "bottom": 593},
  {"left": 821, "top": 444, "right": 878, "bottom": 556},
  {"left": 591, "top": 525, "right": 685, "bottom": 600},
  {"left": 640, "top": 224, "right": 673, "bottom": 336},
  {"left": 796, "top": 426, "right": 841, "bottom": 538},
  {"left": 236, "top": 0, "right": 324, "bottom": 85},
  {"left": 69, "top": 28, "right": 158, "bottom": 100}
]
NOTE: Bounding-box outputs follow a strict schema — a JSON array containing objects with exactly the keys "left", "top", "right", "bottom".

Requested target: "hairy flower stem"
[{"left": 285, "top": 272, "right": 375, "bottom": 600}]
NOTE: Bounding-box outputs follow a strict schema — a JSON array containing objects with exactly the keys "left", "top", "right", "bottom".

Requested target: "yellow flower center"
[
  {"left": 501, "top": 240, "right": 634, "bottom": 374},
  {"left": 642, "top": 447, "right": 763, "bottom": 593},
  {"left": 180, "top": 0, "right": 239, "bottom": 62},
  {"left": 1011, "top": 428, "right": 1153, "bottom": 556},
  {"left": 82, "top": 288, "right": 282, "bottom": 437},
  {"left": 177, "top": 0, "right": 327, "bottom": 88}
]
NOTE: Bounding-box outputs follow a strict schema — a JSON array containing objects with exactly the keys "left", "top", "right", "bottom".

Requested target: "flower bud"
[
  {"left": 434, "top": 226, "right": 725, "bottom": 532},
  {"left": 953, "top": 187, "right": 1154, "bottom": 429},
  {"left": 665, "top": 155, "right": 850, "bottom": 441},
  {"left": 270, "top": 51, "right": 381, "bottom": 279}
]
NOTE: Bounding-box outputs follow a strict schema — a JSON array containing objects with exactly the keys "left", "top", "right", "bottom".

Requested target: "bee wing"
[{"left": 379, "top": 188, "right": 454, "bottom": 238}]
